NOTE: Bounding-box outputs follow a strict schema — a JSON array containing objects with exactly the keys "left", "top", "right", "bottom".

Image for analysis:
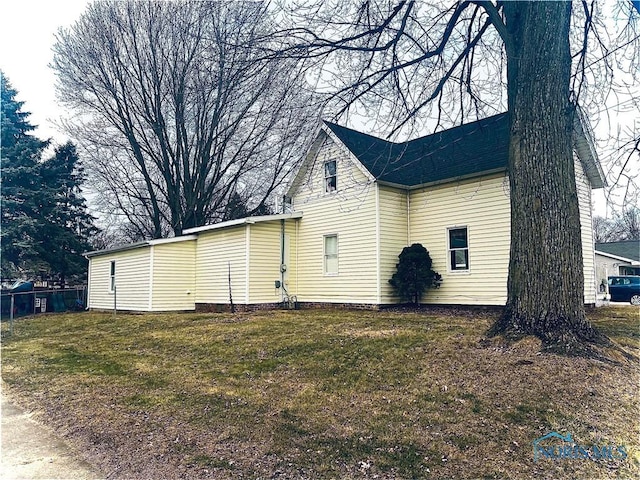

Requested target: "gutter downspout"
[
  {"left": 406, "top": 189, "right": 411, "bottom": 245},
  {"left": 148, "top": 245, "right": 154, "bottom": 311},
  {"left": 86, "top": 257, "right": 91, "bottom": 310},
  {"left": 375, "top": 185, "right": 381, "bottom": 304},
  {"left": 281, "top": 219, "right": 286, "bottom": 302}
]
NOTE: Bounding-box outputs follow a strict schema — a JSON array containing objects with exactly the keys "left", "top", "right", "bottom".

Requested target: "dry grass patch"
[{"left": 1, "top": 307, "right": 638, "bottom": 479}]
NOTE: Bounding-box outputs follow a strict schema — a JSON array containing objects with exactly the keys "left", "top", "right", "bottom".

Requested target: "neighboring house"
[
  {"left": 595, "top": 240, "right": 640, "bottom": 285},
  {"left": 85, "top": 113, "right": 605, "bottom": 311}
]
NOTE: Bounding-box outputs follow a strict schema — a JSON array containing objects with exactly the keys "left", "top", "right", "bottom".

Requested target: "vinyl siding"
[
  {"left": 248, "top": 221, "right": 298, "bottom": 303},
  {"left": 87, "top": 256, "right": 111, "bottom": 310},
  {"left": 195, "top": 227, "right": 247, "bottom": 305},
  {"left": 378, "top": 185, "right": 409, "bottom": 303},
  {"left": 292, "top": 136, "right": 379, "bottom": 303},
  {"left": 410, "top": 173, "right": 511, "bottom": 305},
  {"left": 88, "top": 248, "right": 151, "bottom": 310},
  {"left": 576, "top": 156, "right": 597, "bottom": 304},
  {"left": 151, "top": 240, "right": 196, "bottom": 311}
]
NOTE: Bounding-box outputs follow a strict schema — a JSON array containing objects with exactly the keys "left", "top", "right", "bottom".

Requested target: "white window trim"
[
  {"left": 323, "top": 233, "right": 339, "bottom": 276},
  {"left": 324, "top": 159, "right": 337, "bottom": 194},
  {"left": 109, "top": 260, "right": 116, "bottom": 292},
  {"left": 447, "top": 226, "right": 470, "bottom": 274}
]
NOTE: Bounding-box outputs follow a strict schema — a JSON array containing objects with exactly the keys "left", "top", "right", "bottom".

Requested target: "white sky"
[{"left": 0, "top": 0, "right": 89, "bottom": 143}]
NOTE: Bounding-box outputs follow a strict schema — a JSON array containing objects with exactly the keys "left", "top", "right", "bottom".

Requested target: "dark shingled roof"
[
  {"left": 595, "top": 241, "right": 640, "bottom": 262},
  {"left": 324, "top": 113, "right": 509, "bottom": 187}
]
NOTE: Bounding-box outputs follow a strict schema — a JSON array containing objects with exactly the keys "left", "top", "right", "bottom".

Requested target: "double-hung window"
[
  {"left": 110, "top": 261, "right": 116, "bottom": 292},
  {"left": 448, "top": 227, "right": 469, "bottom": 271},
  {"left": 324, "top": 160, "right": 337, "bottom": 193},
  {"left": 324, "top": 234, "right": 338, "bottom": 275}
]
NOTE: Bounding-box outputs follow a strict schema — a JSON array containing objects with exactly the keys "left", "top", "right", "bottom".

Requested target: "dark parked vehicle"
[{"left": 608, "top": 276, "right": 640, "bottom": 305}]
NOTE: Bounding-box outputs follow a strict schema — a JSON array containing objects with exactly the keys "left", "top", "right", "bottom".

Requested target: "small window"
[
  {"left": 110, "top": 261, "right": 116, "bottom": 292},
  {"left": 324, "top": 160, "right": 337, "bottom": 193},
  {"left": 448, "top": 227, "right": 469, "bottom": 271},
  {"left": 324, "top": 234, "right": 338, "bottom": 274}
]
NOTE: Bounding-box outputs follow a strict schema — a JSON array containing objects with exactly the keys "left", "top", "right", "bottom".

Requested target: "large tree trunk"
[{"left": 488, "top": 2, "right": 607, "bottom": 353}]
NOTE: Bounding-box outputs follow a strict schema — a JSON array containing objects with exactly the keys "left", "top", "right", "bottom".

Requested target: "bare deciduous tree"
[
  {"left": 273, "top": 0, "right": 639, "bottom": 354},
  {"left": 53, "top": 0, "right": 321, "bottom": 240},
  {"left": 594, "top": 208, "right": 640, "bottom": 242}
]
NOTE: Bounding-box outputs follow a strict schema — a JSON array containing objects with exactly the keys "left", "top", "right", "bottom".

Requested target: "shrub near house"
[{"left": 389, "top": 243, "right": 441, "bottom": 304}]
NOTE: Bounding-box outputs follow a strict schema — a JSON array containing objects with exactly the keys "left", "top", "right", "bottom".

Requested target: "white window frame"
[
  {"left": 109, "top": 260, "right": 116, "bottom": 292},
  {"left": 323, "top": 234, "right": 339, "bottom": 275},
  {"left": 324, "top": 159, "right": 337, "bottom": 193},
  {"left": 447, "top": 226, "right": 470, "bottom": 273}
]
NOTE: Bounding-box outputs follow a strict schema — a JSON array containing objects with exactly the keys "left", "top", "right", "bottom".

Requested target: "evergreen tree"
[
  {"left": 1, "top": 72, "right": 49, "bottom": 279},
  {"left": 389, "top": 243, "right": 441, "bottom": 305},
  {"left": 1, "top": 73, "right": 97, "bottom": 283},
  {"left": 39, "top": 142, "right": 98, "bottom": 284},
  {"left": 223, "top": 192, "right": 250, "bottom": 221}
]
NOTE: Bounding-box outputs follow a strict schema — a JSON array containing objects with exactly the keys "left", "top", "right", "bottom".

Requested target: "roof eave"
[
  {"left": 573, "top": 111, "right": 606, "bottom": 189},
  {"left": 83, "top": 234, "right": 199, "bottom": 258},
  {"left": 595, "top": 250, "right": 640, "bottom": 265},
  {"left": 84, "top": 241, "right": 150, "bottom": 258},
  {"left": 322, "top": 122, "right": 377, "bottom": 183},
  {"left": 377, "top": 167, "right": 507, "bottom": 190},
  {"left": 183, "top": 212, "right": 303, "bottom": 235},
  {"left": 285, "top": 123, "right": 327, "bottom": 199}
]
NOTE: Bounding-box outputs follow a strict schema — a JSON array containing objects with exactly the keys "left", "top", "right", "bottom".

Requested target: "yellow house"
[
  {"left": 287, "top": 112, "right": 603, "bottom": 306},
  {"left": 85, "top": 113, "right": 604, "bottom": 311}
]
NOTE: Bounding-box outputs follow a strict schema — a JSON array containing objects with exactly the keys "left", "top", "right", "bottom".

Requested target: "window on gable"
[
  {"left": 448, "top": 227, "right": 469, "bottom": 271},
  {"left": 110, "top": 261, "right": 116, "bottom": 292},
  {"left": 324, "top": 234, "right": 338, "bottom": 274},
  {"left": 324, "top": 160, "right": 337, "bottom": 192}
]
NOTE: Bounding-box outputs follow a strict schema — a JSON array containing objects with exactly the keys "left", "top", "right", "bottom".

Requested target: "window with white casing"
[
  {"left": 448, "top": 227, "right": 469, "bottom": 271},
  {"left": 324, "top": 234, "right": 338, "bottom": 274},
  {"left": 324, "top": 160, "right": 337, "bottom": 193},
  {"left": 110, "top": 261, "right": 116, "bottom": 292}
]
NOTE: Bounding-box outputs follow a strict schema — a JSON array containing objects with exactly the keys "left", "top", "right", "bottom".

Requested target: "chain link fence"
[{"left": 1, "top": 286, "right": 87, "bottom": 323}]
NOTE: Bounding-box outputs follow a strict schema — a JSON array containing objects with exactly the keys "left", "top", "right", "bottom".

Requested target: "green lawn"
[{"left": 1, "top": 307, "right": 638, "bottom": 479}]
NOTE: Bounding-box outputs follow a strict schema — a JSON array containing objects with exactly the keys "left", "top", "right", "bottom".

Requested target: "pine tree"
[
  {"left": 223, "top": 192, "right": 250, "bottom": 221},
  {"left": 1, "top": 72, "right": 49, "bottom": 279},
  {"left": 39, "top": 142, "right": 98, "bottom": 284},
  {"left": 1, "top": 72, "right": 98, "bottom": 283}
]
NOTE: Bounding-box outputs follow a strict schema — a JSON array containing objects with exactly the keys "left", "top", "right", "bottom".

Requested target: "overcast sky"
[
  {"left": 1, "top": 0, "right": 89, "bottom": 143},
  {"left": 1, "top": 1, "right": 635, "bottom": 216}
]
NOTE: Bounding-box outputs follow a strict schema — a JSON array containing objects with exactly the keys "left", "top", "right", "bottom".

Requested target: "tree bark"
[{"left": 488, "top": 1, "right": 607, "bottom": 353}]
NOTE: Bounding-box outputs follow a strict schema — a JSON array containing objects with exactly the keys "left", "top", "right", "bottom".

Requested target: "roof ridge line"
[{"left": 323, "top": 112, "right": 508, "bottom": 145}]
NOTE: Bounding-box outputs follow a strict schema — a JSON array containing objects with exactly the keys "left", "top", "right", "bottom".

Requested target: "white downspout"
[
  {"left": 245, "top": 224, "right": 250, "bottom": 304},
  {"left": 148, "top": 245, "right": 154, "bottom": 311},
  {"left": 406, "top": 189, "right": 411, "bottom": 245},
  {"left": 375, "top": 185, "right": 381, "bottom": 305},
  {"left": 86, "top": 258, "right": 91, "bottom": 310},
  {"left": 281, "top": 218, "right": 286, "bottom": 303}
]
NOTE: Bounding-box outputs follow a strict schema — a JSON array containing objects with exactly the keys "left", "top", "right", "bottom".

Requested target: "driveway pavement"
[{"left": 1, "top": 391, "right": 102, "bottom": 480}]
